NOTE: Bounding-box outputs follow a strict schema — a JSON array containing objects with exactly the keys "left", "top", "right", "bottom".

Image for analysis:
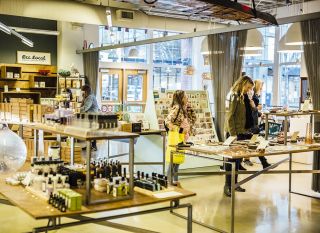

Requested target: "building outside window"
[
  {"left": 99, "top": 26, "right": 148, "bottom": 63},
  {"left": 152, "top": 30, "right": 192, "bottom": 90},
  {"left": 242, "top": 27, "right": 275, "bottom": 107}
]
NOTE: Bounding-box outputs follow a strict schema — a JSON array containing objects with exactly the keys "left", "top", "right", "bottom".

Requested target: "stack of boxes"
[
  {"left": 10, "top": 98, "right": 33, "bottom": 122},
  {"left": 57, "top": 189, "right": 82, "bottom": 211},
  {"left": 61, "top": 142, "right": 83, "bottom": 163},
  {"left": 0, "top": 103, "right": 12, "bottom": 120}
]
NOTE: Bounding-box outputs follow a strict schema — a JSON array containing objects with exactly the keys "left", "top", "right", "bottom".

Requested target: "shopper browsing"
[
  {"left": 80, "top": 84, "right": 99, "bottom": 151},
  {"left": 251, "top": 80, "right": 271, "bottom": 168},
  {"left": 224, "top": 75, "right": 254, "bottom": 197},
  {"left": 165, "top": 90, "right": 196, "bottom": 186}
]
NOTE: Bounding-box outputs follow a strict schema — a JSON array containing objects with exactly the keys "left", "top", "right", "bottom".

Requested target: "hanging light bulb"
[{"left": 128, "top": 48, "right": 139, "bottom": 58}]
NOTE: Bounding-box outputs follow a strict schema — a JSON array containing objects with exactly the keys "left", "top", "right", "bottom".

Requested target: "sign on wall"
[{"left": 17, "top": 51, "right": 51, "bottom": 65}]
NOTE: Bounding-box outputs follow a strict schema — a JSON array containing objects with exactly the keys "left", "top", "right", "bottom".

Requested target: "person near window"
[
  {"left": 224, "top": 75, "right": 254, "bottom": 197},
  {"left": 80, "top": 84, "right": 99, "bottom": 151},
  {"left": 165, "top": 90, "right": 196, "bottom": 186},
  {"left": 246, "top": 80, "right": 271, "bottom": 168}
]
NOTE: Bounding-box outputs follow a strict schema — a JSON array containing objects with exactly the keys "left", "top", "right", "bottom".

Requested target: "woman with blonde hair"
[
  {"left": 224, "top": 75, "right": 254, "bottom": 197},
  {"left": 252, "top": 79, "right": 271, "bottom": 168}
]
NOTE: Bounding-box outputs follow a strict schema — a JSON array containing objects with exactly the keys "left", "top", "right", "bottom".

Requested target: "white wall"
[{"left": 57, "top": 22, "right": 99, "bottom": 75}]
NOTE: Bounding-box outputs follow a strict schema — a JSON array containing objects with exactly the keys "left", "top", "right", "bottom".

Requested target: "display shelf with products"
[{"left": 153, "top": 90, "right": 218, "bottom": 143}]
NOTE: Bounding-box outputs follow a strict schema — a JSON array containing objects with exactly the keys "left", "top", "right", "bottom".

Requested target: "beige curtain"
[
  {"left": 208, "top": 30, "right": 247, "bottom": 140},
  {"left": 301, "top": 19, "right": 320, "bottom": 192},
  {"left": 83, "top": 51, "right": 99, "bottom": 94}
]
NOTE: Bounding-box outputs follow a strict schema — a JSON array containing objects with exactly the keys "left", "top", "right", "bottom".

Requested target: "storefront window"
[
  {"left": 101, "top": 73, "right": 120, "bottom": 102},
  {"left": 153, "top": 31, "right": 192, "bottom": 66},
  {"left": 153, "top": 67, "right": 182, "bottom": 90},
  {"left": 127, "top": 74, "right": 143, "bottom": 101},
  {"left": 242, "top": 27, "right": 275, "bottom": 107},
  {"left": 99, "top": 26, "right": 148, "bottom": 63}
]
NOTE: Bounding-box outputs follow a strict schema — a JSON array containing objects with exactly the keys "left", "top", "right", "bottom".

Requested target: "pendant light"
[
  {"left": 128, "top": 47, "right": 139, "bottom": 58},
  {"left": 285, "top": 23, "right": 303, "bottom": 46},
  {"left": 278, "top": 34, "right": 303, "bottom": 53},
  {"left": 242, "top": 29, "right": 264, "bottom": 50}
]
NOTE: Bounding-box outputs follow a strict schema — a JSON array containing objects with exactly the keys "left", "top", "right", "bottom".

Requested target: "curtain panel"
[
  {"left": 301, "top": 19, "right": 320, "bottom": 192},
  {"left": 83, "top": 51, "right": 99, "bottom": 95},
  {"left": 208, "top": 30, "right": 247, "bottom": 140}
]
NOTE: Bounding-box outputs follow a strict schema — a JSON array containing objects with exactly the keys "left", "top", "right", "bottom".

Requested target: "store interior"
[{"left": 0, "top": 0, "right": 320, "bottom": 232}]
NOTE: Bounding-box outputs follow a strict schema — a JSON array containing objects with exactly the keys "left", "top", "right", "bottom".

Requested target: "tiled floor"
[{"left": 0, "top": 155, "right": 320, "bottom": 233}]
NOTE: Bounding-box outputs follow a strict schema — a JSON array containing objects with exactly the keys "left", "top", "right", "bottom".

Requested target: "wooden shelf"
[
  {"left": 30, "top": 87, "right": 57, "bottom": 89},
  {"left": 0, "top": 78, "right": 29, "bottom": 82}
]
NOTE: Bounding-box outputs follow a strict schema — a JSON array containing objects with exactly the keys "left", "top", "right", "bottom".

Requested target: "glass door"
[
  {"left": 100, "top": 69, "right": 123, "bottom": 103},
  {"left": 124, "top": 69, "right": 147, "bottom": 112}
]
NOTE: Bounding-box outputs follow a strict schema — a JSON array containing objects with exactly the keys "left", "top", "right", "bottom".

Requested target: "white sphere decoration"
[{"left": 0, "top": 125, "right": 27, "bottom": 173}]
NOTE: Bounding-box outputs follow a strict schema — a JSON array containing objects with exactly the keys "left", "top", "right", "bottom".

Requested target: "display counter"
[{"left": 169, "top": 142, "right": 320, "bottom": 233}]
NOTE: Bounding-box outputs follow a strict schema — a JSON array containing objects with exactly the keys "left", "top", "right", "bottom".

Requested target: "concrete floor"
[{"left": 0, "top": 155, "right": 320, "bottom": 233}]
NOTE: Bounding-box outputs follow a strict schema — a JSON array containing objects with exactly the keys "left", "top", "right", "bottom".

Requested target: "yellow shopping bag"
[{"left": 166, "top": 128, "right": 185, "bottom": 165}]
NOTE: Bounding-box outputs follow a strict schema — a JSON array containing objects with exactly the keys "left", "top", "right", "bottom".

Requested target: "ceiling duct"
[{"left": 113, "top": 0, "right": 278, "bottom": 25}]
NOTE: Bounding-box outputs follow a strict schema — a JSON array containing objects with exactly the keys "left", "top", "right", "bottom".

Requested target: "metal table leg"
[
  {"left": 289, "top": 153, "right": 292, "bottom": 193},
  {"left": 129, "top": 138, "right": 134, "bottom": 197},
  {"left": 70, "top": 137, "right": 75, "bottom": 165},
  {"left": 162, "top": 132, "right": 166, "bottom": 175},
  {"left": 85, "top": 140, "right": 92, "bottom": 205},
  {"left": 187, "top": 204, "right": 193, "bottom": 233},
  {"left": 231, "top": 161, "right": 236, "bottom": 233},
  {"left": 33, "top": 129, "right": 38, "bottom": 157},
  {"left": 265, "top": 113, "right": 269, "bottom": 140},
  {"left": 284, "top": 116, "right": 288, "bottom": 145}
]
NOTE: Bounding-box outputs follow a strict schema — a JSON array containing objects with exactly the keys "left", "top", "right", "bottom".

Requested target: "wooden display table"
[
  {"left": 0, "top": 178, "right": 195, "bottom": 232},
  {"left": 169, "top": 143, "right": 320, "bottom": 233}
]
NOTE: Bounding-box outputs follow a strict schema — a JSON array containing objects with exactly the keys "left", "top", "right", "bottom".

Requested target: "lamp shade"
[
  {"left": 278, "top": 34, "right": 303, "bottom": 53},
  {"left": 0, "top": 126, "right": 27, "bottom": 173},
  {"left": 285, "top": 23, "right": 303, "bottom": 46},
  {"left": 241, "top": 50, "right": 262, "bottom": 57},
  {"left": 201, "top": 37, "right": 209, "bottom": 55},
  {"left": 128, "top": 48, "right": 139, "bottom": 58},
  {"left": 242, "top": 29, "right": 264, "bottom": 50}
]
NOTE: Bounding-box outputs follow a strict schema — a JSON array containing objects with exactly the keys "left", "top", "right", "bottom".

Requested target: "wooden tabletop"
[
  {"left": 27, "top": 123, "right": 140, "bottom": 141},
  {"left": 0, "top": 178, "right": 195, "bottom": 220},
  {"left": 182, "top": 143, "right": 320, "bottom": 159},
  {"left": 137, "top": 129, "right": 166, "bottom": 136},
  {"left": 264, "top": 111, "right": 320, "bottom": 117}
]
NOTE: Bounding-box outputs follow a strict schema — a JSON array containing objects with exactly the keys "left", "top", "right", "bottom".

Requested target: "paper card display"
[
  {"left": 257, "top": 139, "right": 269, "bottom": 150},
  {"left": 291, "top": 131, "right": 299, "bottom": 141},
  {"left": 249, "top": 134, "right": 259, "bottom": 144},
  {"left": 223, "top": 136, "right": 237, "bottom": 146}
]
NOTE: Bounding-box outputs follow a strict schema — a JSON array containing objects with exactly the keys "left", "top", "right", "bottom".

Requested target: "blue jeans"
[{"left": 168, "top": 163, "right": 180, "bottom": 183}]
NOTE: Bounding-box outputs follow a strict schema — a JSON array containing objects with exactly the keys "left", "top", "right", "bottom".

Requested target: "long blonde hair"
[
  {"left": 230, "top": 75, "right": 254, "bottom": 100},
  {"left": 253, "top": 79, "right": 264, "bottom": 95}
]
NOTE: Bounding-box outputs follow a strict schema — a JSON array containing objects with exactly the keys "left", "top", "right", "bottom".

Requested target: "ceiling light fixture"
[
  {"left": 285, "top": 23, "right": 303, "bottom": 46},
  {"left": 10, "top": 27, "right": 59, "bottom": 36},
  {"left": 0, "top": 22, "right": 11, "bottom": 34},
  {"left": 278, "top": 34, "right": 303, "bottom": 53},
  {"left": 128, "top": 48, "right": 139, "bottom": 58},
  {"left": 106, "top": 8, "right": 113, "bottom": 28},
  {"left": 11, "top": 29, "right": 34, "bottom": 47},
  {"left": 241, "top": 29, "right": 264, "bottom": 51}
]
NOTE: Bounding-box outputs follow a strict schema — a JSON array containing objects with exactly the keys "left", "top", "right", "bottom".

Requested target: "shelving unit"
[{"left": 0, "top": 63, "right": 58, "bottom": 100}]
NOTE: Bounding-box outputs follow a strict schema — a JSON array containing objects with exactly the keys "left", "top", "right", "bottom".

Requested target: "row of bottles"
[
  {"left": 90, "top": 159, "right": 123, "bottom": 179},
  {"left": 48, "top": 193, "right": 67, "bottom": 212},
  {"left": 32, "top": 170, "right": 70, "bottom": 197},
  {"left": 134, "top": 171, "right": 168, "bottom": 192}
]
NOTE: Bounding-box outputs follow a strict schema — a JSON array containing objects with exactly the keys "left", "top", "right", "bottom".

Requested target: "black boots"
[{"left": 224, "top": 185, "right": 246, "bottom": 197}]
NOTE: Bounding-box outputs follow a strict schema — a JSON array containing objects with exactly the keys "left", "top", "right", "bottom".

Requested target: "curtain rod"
[{"left": 76, "top": 12, "right": 320, "bottom": 54}]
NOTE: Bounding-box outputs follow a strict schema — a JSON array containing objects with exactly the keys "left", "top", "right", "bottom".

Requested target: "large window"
[
  {"left": 99, "top": 26, "right": 148, "bottom": 63},
  {"left": 242, "top": 27, "right": 275, "bottom": 107},
  {"left": 153, "top": 67, "right": 182, "bottom": 90}
]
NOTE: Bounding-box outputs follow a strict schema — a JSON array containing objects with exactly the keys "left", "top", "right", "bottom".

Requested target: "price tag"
[
  {"left": 291, "top": 131, "right": 299, "bottom": 141},
  {"left": 223, "top": 136, "right": 237, "bottom": 146},
  {"left": 249, "top": 134, "right": 259, "bottom": 144},
  {"left": 257, "top": 139, "right": 269, "bottom": 150}
]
